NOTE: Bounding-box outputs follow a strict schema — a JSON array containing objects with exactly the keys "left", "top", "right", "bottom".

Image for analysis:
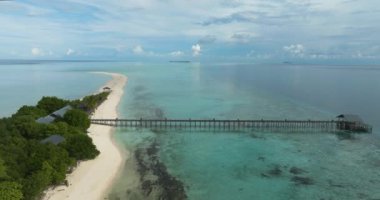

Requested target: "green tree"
[
  {"left": 22, "top": 162, "right": 53, "bottom": 199},
  {"left": 55, "top": 122, "right": 82, "bottom": 135},
  {"left": 0, "top": 181, "right": 23, "bottom": 200},
  {"left": 25, "top": 142, "right": 73, "bottom": 184},
  {"left": 63, "top": 109, "right": 90, "bottom": 131},
  {"left": 13, "top": 106, "right": 47, "bottom": 119},
  {"left": 39, "top": 123, "right": 60, "bottom": 137},
  {"left": 79, "top": 91, "right": 109, "bottom": 113},
  {"left": 0, "top": 136, "right": 28, "bottom": 181},
  {"left": 44, "top": 146, "right": 73, "bottom": 184},
  {"left": 64, "top": 134, "right": 99, "bottom": 160},
  {"left": 11, "top": 116, "right": 42, "bottom": 139},
  {"left": 0, "top": 157, "right": 7, "bottom": 180},
  {"left": 37, "top": 97, "right": 68, "bottom": 113},
  {"left": 0, "top": 94, "right": 108, "bottom": 199}
]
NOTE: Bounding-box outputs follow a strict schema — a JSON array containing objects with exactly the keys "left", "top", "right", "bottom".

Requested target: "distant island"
[{"left": 169, "top": 60, "right": 191, "bottom": 63}]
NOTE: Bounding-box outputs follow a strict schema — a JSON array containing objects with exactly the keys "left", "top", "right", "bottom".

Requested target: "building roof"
[
  {"left": 336, "top": 114, "right": 364, "bottom": 123},
  {"left": 36, "top": 115, "right": 56, "bottom": 124},
  {"left": 40, "top": 135, "right": 65, "bottom": 145},
  {"left": 36, "top": 105, "right": 72, "bottom": 124},
  {"left": 52, "top": 105, "right": 72, "bottom": 118}
]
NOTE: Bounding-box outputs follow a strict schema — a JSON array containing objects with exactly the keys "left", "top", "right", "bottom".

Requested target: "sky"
[{"left": 0, "top": 0, "right": 379, "bottom": 63}]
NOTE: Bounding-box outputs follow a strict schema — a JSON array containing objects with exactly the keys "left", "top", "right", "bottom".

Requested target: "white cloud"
[
  {"left": 0, "top": 0, "right": 379, "bottom": 61},
  {"left": 133, "top": 45, "right": 144, "bottom": 54},
  {"left": 192, "top": 44, "right": 201, "bottom": 56},
  {"left": 131, "top": 45, "right": 159, "bottom": 56},
  {"left": 170, "top": 51, "right": 184, "bottom": 57},
  {"left": 283, "top": 44, "right": 305, "bottom": 56},
  {"left": 31, "top": 47, "right": 44, "bottom": 56},
  {"left": 66, "top": 48, "right": 75, "bottom": 55}
]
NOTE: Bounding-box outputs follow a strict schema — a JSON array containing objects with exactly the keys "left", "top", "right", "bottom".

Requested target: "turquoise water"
[
  {"left": 110, "top": 63, "right": 380, "bottom": 200},
  {"left": 1, "top": 61, "right": 380, "bottom": 199}
]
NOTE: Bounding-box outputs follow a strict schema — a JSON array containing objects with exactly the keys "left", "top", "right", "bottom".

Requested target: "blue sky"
[{"left": 0, "top": 0, "right": 379, "bottom": 63}]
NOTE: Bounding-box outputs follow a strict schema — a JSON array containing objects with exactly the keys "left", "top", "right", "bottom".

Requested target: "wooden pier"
[{"left": 90, "top": 118, "right": 372, "bottom": 133}]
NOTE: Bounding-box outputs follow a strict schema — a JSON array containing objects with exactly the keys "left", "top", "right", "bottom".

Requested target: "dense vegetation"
[
  {"left": 0, "top": 92, "right": 109, "bottom": 200},
  {"left": 71, "top": 91, "right": 109, "bottom": 114},
  {"left": 63, "top": 109, "right": 91, "bottom": 131}
]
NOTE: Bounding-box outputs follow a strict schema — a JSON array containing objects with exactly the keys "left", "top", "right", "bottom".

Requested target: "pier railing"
[{"left": 90, "top": 118, "right": 372, "bottom": 133}]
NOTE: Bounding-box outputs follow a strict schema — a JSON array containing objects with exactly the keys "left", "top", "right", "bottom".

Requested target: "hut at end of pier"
[
  {"left": 103, "top": 86, "right": 111, "bottom": 91},
  {"left": 336, "top": 114, "right": 372, "bottom": 133}
]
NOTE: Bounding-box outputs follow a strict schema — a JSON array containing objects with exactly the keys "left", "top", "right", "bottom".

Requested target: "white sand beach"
[{"left": 43, "top": 72, "right": 128, "bottom": 200}]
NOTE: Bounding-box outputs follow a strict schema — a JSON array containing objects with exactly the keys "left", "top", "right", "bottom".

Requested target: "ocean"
[
  {"left": 0, "top": 61, "right": 111, "bottom": 116},
  {"left": 1, "top": 61, "right": 380, "bottom": 199}
]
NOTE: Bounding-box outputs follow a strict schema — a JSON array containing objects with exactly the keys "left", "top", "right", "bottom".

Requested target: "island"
[
  {"left": 0, "top": 90, "right": 112, "bottom": 199},
  {"left": 169, "top": 61, "right": 191, "bottom": 63}
]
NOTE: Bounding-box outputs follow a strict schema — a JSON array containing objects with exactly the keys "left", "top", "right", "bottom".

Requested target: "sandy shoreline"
[{"left": 43, "top": 72, "right": 128, "bottom": 200}]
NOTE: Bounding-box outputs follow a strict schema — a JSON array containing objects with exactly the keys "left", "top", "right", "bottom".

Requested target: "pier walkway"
[{"left": 90, "top": 118, "right": 372, "bottom": 133}]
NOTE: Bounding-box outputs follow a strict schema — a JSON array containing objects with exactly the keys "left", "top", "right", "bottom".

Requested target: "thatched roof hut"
[
  {"left": 336, "top": 114, "right": 372, "bottom": 132},
  {"left": 103, "top": 86, "right": 111, "bottom": 91},
  {"left": 336, "top": 114, "right": 363, "bottom": 123}
]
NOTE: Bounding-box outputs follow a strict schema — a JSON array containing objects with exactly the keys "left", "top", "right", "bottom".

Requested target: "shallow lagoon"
[{"left": 110, "top": 63, "right": 380, "bottom": 200}]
